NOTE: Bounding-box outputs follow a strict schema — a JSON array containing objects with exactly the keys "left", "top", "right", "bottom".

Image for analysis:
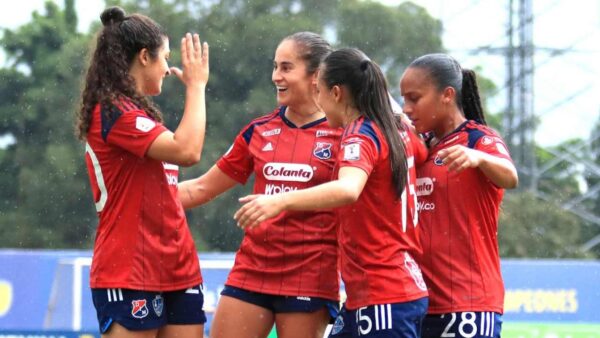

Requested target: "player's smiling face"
[
  {"left": 400, "top": 67, "right": 446, "bottom": 134},
  {"left": 272, "top": 39, "right": 314, "bottom": 108},
  {"left": 134, "top": 37, "right": 171, "bottom": 96}
]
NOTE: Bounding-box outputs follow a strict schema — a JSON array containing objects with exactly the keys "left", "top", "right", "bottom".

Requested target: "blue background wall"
[{"left": 1, "top": 250, "right": 599, "bottom": 335}]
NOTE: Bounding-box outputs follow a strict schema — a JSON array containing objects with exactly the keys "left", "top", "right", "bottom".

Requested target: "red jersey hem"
[
  {"left": 345, "top": 291, "right": 429, "bottom": 310},
  {"left": 427, "top": 305, "right": 504, "bottom": 315},
  {"left": 225, "top": 280, "right": 340, "bottom": 302},
  {"left": 90, "top": 276, "right": 202, "bottom": 292}
]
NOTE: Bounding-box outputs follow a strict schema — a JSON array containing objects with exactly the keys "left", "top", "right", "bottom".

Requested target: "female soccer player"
[
  {"left": 75, "top": 6, "right": 209, "bottom": 338},
  {"left": 400, "top": 53, "right": 518, "bottom": 338},
  {"left": 178, "top": 32, "right": 340, "bottom": 338},
  {"left": 234, "top": 48, "right": 429, "bottom": 338}
]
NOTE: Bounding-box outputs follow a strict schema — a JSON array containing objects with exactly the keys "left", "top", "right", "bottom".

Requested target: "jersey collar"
[{"left": 279, "top": 106, "right": 327, "bottom": 129}]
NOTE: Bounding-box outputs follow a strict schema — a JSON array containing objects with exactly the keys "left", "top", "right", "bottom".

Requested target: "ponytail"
[
  {"left": 461, "top": 69, "right": 486, "bottom": 125},
  {"left": 321, "top": 49, "right": 407, "bottom": 198},
  {"left": 409, "top": 53, "right": 487, "bottom": 125}
]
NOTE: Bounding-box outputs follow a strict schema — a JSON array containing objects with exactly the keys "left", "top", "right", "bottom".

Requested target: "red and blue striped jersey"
[
  {"left": 85, "top": 100, "right": 201, "bottom": 291},
  {"left": 217, "top": 106, "right": 342, "bottom": 300},
  {"left": 336, "top": 116, "right": 429, "bottom": 310},
  {"left": 415, "top": 120, "right": 513, "bottom": 314}
]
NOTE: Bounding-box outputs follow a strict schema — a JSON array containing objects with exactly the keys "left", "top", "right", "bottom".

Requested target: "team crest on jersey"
[
  {"left": 434, "top": 154, "right": 444, "bottom": 166},
  {"left": 313, "top": 142, "right": 332, "bottom": 160},
  {"left": 152, "top": 295, "right": 163, "bottom": 317},
  {"left": 331, "top": 314, "right": 345, "bottom": 335},
  {"left": 404, "top": 252, "right": 427, "bottom": 291},
  {"left": 131, "top": 299, "right": 149, "bottom": 319}
]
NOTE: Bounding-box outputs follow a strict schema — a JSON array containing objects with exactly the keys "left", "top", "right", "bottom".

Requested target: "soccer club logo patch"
[
  {"left": 331, "top": 314, "right": 345, "bottom": 335},
  {"left": 434, "top": 154, "right": 444, "bottom": 166},
  {"left": 131, "top": 299, "right": 149, "bottom": 319},
  {"left": 152, "top": 295, "right": 164, "bottom": 317},
  {"left": 313, "top": 142, "right": 332, "bottom": 160}
]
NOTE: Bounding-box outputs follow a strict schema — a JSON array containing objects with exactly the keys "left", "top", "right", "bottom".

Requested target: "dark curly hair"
[{"left": 75, "top": 6, "right": 167, "bottom": 140}]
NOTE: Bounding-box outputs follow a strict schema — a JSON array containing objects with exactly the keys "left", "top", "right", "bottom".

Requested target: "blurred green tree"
[{"left": 0, "top": 1, "right": 96, "bottom": 247}]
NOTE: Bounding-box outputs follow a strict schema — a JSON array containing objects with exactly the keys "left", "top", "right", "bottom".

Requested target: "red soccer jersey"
[
  {"left": 85, "top": 100, "right": 201, "bottom": 291},
  {"left": 336, "top": 117, "right": 428, "bottom": 310},
  {"left": 415, "top": 120, "right": 512, "bottom": 314},
  {"left": 217, "top": 107, "right": 342, "bottom": 300}
]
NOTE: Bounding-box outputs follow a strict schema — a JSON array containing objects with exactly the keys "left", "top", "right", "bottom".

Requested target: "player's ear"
[
  {"left": 442, "top": 86, "right": 456, "bottom": 104},
  {"left": 137, "top": 48, "right": 150, "bottom": 66},
  {"left": 311, "top": 70, "right": 319, "bottom": 86},
  {"left": 332, "top": 85, "right": 342, "bottom": 102}
]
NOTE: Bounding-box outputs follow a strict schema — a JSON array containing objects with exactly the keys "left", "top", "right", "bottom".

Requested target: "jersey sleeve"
[
  {"left": 216, "top": 128, "right": 254, "bottom": 184},
  {"left": 402, "top": 123, "right": 428, "bottom": 166},
  {"left": 475, "top": 132, "right": 513, "bottom": 162},
  {"left": 106, "top": 110, "right": 167, "bottom": 158},
  {"left": 338, "top": 133, "right": 379, "bottom": 176}
]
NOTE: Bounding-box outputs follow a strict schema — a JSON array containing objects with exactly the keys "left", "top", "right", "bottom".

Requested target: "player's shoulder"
[
  {"left": 462, "top": 120, "right": 504, "bottom": 148},
  {"left": 343, "top": 117, "right": 383, "bottom": 150},
  {"left": 246, "top": 106, "right": 282, "bottom": 128},
  {"left": 100, "top": 97, "right": 144, "bottom": 118},
  {"left": 239, "top": 106, "right": 283, "bottom": 143},
  {"left": 465, "top": 120, "right": 500, "bottom": 135}
]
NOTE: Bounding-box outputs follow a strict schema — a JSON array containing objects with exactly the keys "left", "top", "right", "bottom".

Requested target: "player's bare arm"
[
  {"left": 147, "top": 33, "right": 210, "bottom": 166},
  {"left": 438, "top": 144, "right": 518, "bottom": 188},
  {"left": 178, "top": 165, "right": 238, "bottom": 209},
  {"left": 234, "top": 167, "right": 368, "bottom": 229}
]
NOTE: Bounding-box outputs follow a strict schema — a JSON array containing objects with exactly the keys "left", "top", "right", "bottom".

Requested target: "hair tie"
[{"left": 360, "top": 59, "right": 370, "bottom": 71}]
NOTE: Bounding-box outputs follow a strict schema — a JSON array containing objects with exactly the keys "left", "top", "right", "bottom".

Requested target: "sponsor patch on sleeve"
[
  {"left": 343, "top": 143, "right": 361, "bottom": 161},
  {"left": 496, "top": 142, "right": 509, "bottom": 156},
  {"left": 135, "top": 116, "right": 156, "bottom": 132}
]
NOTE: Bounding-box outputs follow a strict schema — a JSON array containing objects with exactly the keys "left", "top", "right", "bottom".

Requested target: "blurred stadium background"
[
  {"left": 1, "top": 251, "right": 599, "bottom": 337},
  {"left": 1, "top": 0, "right": 599, "bottom": 336}
]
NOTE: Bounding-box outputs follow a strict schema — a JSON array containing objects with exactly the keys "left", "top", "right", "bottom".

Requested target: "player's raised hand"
[
  {"left": 437, "top": 145, "right": 482, "bottom": 173},
  {"left": 234, "top": 194, "right": 284, "bottom": 229},
  {"left": 170, "top": 33, "right": 209, "bottom": 88}
]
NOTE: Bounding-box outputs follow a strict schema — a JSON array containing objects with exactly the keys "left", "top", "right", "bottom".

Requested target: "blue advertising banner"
[{"left": 1, "top": 250, "right": 599, "bottom": 335}]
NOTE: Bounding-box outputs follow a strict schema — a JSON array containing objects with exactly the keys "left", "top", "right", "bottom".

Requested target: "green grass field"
[
  {"left": 503, "top": 322, "right": 600, "bottom": 337},
  {"left": 264, "top": 322, "right": 600, "bottom": 338}
]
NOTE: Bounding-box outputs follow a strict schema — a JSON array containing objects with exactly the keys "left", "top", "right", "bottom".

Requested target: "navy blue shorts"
[
  {"left": 220, "top": 285, "right": 339, "bottom": 318},
  {"left": 91, "top": 285, "right": 207, "bottom": 333},
  {"left": 421, "top": 312, "right": 502, "bottom": 338},
  {"left": 328, "top": 297, "right": 428, "bottom": 338}
]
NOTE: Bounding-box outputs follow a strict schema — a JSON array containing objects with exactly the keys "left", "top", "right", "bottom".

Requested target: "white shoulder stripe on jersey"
[{"left": 85, "top": 143, "right": 107, "bottom": 212}]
